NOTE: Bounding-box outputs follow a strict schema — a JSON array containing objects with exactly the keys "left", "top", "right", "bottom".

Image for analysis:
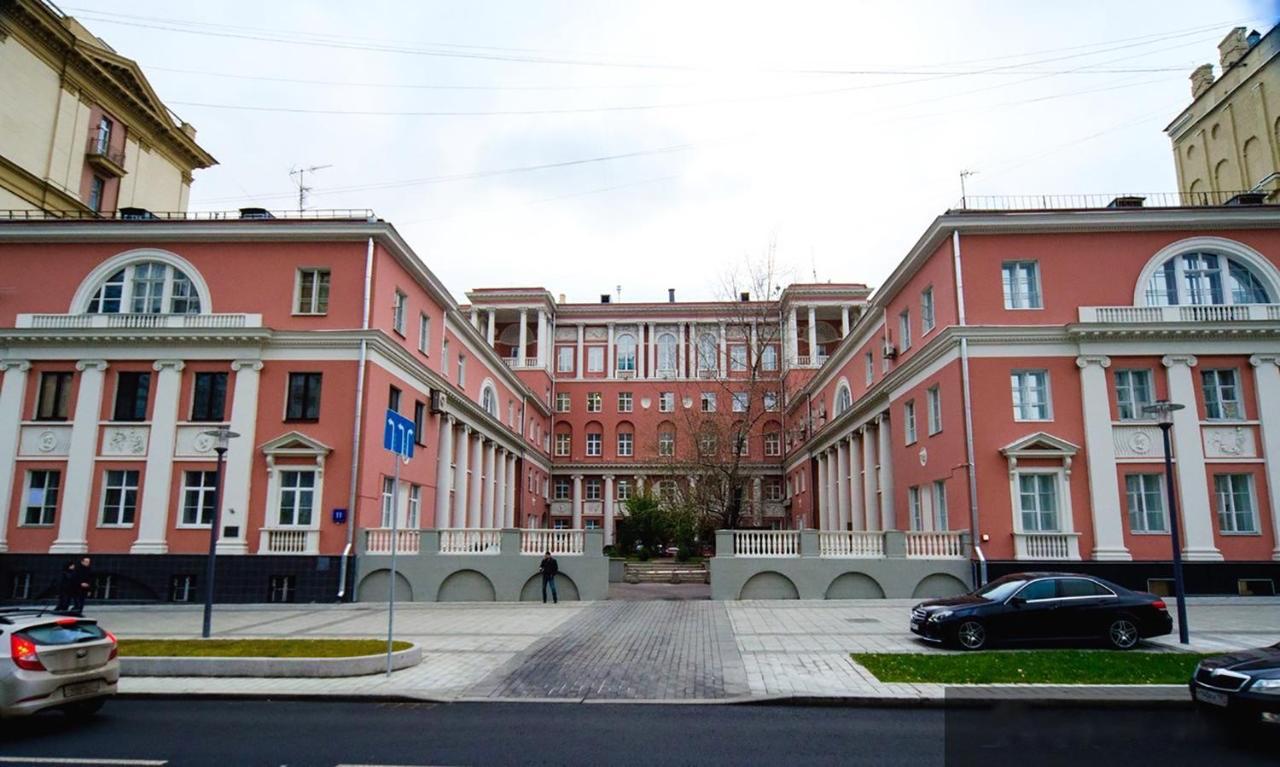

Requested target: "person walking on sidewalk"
[
  {"left": 54, "top": 560, "right": 78, "bottom": 612},
  {"left": 538, "top": 551, "right": 559, "bottom": 604},
  {"left": 70, "top": 556, "right": 92, "bottom": 615}
]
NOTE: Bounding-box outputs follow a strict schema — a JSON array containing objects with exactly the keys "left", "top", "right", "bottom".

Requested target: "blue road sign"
[{"left": 383, "top": 409, "right": 416, "bottom": 459}]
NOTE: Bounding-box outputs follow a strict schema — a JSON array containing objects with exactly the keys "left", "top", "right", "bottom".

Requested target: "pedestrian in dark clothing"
[
  {"left": 538, "top": 552, "right": 559, "bottom": 604},
  {"left": 71, "top": 557, "right": 92, "bottom": 615},
  {"left": 54, "top": 560, "right": 78, "bottom": 612}
]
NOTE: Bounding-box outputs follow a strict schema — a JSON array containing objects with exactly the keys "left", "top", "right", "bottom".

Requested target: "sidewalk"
[{"left": 97, "top": 597, "right": 1280, "bottom": 704}]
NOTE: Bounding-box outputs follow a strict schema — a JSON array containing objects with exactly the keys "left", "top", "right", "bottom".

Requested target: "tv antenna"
[
  {"left": 289, "top": 164, "right": 333, "bottom": 212},
  {"left": 959, "top": 169, "right": 978, "bottom": 209}
]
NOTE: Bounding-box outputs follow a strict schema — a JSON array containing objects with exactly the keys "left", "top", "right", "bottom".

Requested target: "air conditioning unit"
[
  {"left": 883, "top": 339, "right": 898, "bottom": 359},
  {"left": 429, "top": 389, "right": 449, "bottom": 414}
]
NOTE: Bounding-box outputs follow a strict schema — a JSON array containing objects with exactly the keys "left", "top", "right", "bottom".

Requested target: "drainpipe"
[
  {"left": 953, "top": 230, "right": 983, "bottom": 584},
  {"left": 337, "top": 235, "right": 375, "bottom": 600}
]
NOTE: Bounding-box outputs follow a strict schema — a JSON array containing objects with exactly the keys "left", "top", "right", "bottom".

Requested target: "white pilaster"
[
  {"left": 1076, "top": 355, "right": 1131, "bottom": 560},
  {"left": 576, "top": 324, "right": 585, "bottom": 380},
  {"left": 572, "top": 474, "right": 583, "bottom": 529},
  {"left": 635, "top": 475, "right": 645, "bottom": 494},
  {"left": 816, "top": 452, "right": 829, "bottom": 530},
  {"left": 647, "top": 322, "right": 657, "bottom": 378},
  {"left": 217, "top": 360, "right": 261, "bottom": 554},
  {"left": 504, "top": 453, "right": 517, "bottom": 527},
  {"left": 453, "top": 425, "right": 470, "bottom": 527},
  {"left": 807, "top": 306, "right": 818, "bottom": 364},
  {"left": 132, "top": 360, "right": 185, "bottom": 554},
  {"left": 841, "top": 306, "right": 850, "bottom": 336},
  {"left": 878, "top": 413, "right": 895, "bottom": 530},
  {"left": 494, "top": 447, "right": 507, "bottom": 528},
  {"left": 836, "top": 439, "right": 851, "bottom": 532},
  {"left": 677, "top": 323, "right": 687, "bottom": 379},
  {"left": 848, "top": 434, "right": 863, "bottom": 530},
  {"left": 1163, "top": 355, "right": 1223, "bottom": 560},
  {"left": 1250, "top": 355, "right": 1280, "bottom": 560},
  {"left": 863, "top": 424, "right": 880, "bottom": 531},
  {"left": 0, "top": 361, "right": 31, "bottom": 552},
  {"left": 752, "top": 476, "right": 762, "bottom": 521},
  {"left": 482, "top": 440, "right": 497, "bottom": 528},
  {"left": 787, "top": 307, "right": 798, "bottom": 366},
  {"left": 718, "top": 322, "right": 727, "bottom": 373},
  {"left": 603, "top": 474, "right": 615, "bottom": 546},
  {"left": 517, "top": 309, "right": 528, "bottom": 365},
  {"left": 486, "top": 311, "right": 495, "bottom": 346},
  {"left": 536, "top": 309, "right": 548, "bottom": 368},
  {"left": 51, "top": 360, "right": 107, "bottom": 554},
  {"left": 435, "top": 415, "right": 454, "bottom": 528},
  {"left": 606, "top": 323, "right": 615, "bottom": 379},
  {"left": 469, "top": 434, "right": 484, "bottom": 528}
]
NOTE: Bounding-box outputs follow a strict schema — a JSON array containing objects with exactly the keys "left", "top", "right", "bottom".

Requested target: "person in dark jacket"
[
  {"left": 54, "top": 560, "right": 78, "bottom": 612},
  {"left": 70, "top": 557, "right": 92, "bottom": 615},
  {"left": 538, "top": 552, "right": 559, "bottom": 604}
]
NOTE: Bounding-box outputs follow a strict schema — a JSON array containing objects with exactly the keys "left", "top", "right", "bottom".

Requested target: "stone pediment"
[{"left": 999, "top": 432, "right": 1080, "bottom": 458}]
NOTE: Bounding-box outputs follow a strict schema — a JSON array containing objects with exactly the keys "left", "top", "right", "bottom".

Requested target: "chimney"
[
  {"left": 600, "top": 294, "right": 611, "bottom": 304},
  {"left": 667, "top": 288, "right": 676, "bottom": 303},
  {"left": 1190, "top": 64, "right": 1215, "bottom": 98},
  {"left": 558, "top": 293, "right": 566, "bottom": 304},
  {"left": 740, "top": 291, "right": 750, "bottom": 302},
  {"left": 1219, "top": 27, "right": 1249, "bottom": 69},
  {"left": 1247, "top": 29, "right": 1262, "bottom": 47}
]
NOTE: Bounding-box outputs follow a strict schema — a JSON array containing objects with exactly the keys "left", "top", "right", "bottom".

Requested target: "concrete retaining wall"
[{"left": 121, "top": 643, "right": 422, "bottom": 677}]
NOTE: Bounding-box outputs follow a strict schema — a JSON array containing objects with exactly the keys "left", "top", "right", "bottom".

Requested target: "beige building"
[
  {"left": 0, "top": 0, "right": 215, "bottom": 216},
  {"left": 1167, "top": 25, "right": 1280, "bottom": 202}
]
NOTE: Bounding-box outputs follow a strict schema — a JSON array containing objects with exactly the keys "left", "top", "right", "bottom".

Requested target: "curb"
[{"left": 120, "top": 643, "right": 422, "bottom": 678}]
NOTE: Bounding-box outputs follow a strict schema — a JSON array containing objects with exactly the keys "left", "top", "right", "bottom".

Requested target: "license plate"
[
  {"left": 1195, "top": 688, "right": 1228, "bottom": 707},
  {"left": 910, "top": 620, "right": 922, "bottom": 631},
  {"left": 63, "top": 680, "right": 99, "bottom": 698}
]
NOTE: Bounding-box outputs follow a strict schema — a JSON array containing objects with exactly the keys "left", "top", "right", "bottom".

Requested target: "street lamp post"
[
  {"left": 201, "top": 428, "right": 240, "bottom": 639},
  {"left": 1143, "top": 400, "right": 1190, "bottom": 645}
]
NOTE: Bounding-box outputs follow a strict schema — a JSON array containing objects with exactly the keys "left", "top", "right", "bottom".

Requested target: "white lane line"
[{"left": 0, "top": 758, "right": 167, "bottom": 766}]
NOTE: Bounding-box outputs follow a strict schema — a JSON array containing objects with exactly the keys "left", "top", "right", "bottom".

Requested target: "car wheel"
[
  {"left": 1107, "top": 617, "right": 1140, "bottom": 650},
  {"left": 61, "top": 698, "right": 105, "bottom": 720},
  {"left": 955, "top": 620, "right": 987, "bottom": 651}
]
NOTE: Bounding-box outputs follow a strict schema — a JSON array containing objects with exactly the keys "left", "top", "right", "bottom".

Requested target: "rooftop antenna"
[
  {"left": 959, "top": 169, "right": 978, "bottom": 209},
  {"left": 290, "top": 164, "right": 333, "bottom": 213}
]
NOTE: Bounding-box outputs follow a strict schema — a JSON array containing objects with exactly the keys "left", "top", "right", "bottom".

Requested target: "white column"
[
  {"left": 218, "top": 360, "right": 260, "bottom": 554},
  {"left": 434, "top": 415, "right": 454, "bottom": 528},
  {"left": 494, "top": 447, "right": 508, "bottom": 528},
  {"left": 504, "top": 453, "right": 517, "bottom": 527},
  {"left": 572, "top": 474, "right": 583, "bottom": 529},
  {"left": 606, "top": 323, "right": 615, "bottom": 378},
  {"left": 753, "top": 476, "right": 762, "bottom": 521},
  {"left": 1163, "top": 355, "right": 1223, "bottom": 560},
  {"left": 0, "top": 361, "right": 31, "bottom": 552},
  {"left": 787, "top": 307, "right": 798, "bottom": 366},
  {"left": 482, "top": 440, "right": 497, "bottom": 527},
  {"left": 536, "top": 309, "right": 548, "bottom": 368},
  {"left": 517, "top": 309, "right": 528, "bottom": 365},
  {"left": 677, "top": 323, "right": 687, "bottom": 379},
  {"left": 1076, "top": 355, "right": 1131, "bottom": 560},
  {"left": 636, "top": 475, "right": 645, "bottom": 494},
  {"left": 807, "top": 306, "right": 818, "bottom": 364},
  {"left": 718, "top": 322, "right": 727, "bottom": 373},
  {"left": 863, "top": 424, "right": 880, "bottom": 531},
  {"left": 453, "top": 425, "right": 470, "bottom": 528},
  {"left": 603, "top": 475, "right": 615, "bottom": 545},
  {"left": 469, "top": 433, "right": 484, "bottom": 528},
  {"left": 836, "top": 438, "right": 851, "bottom": 532},
  {"left": 841, "top": 306, "right": 850, "bottom": 337},
  {"left": 576, "top": 324, "right": 585, "bottom": 379},
  {"left": 1250, "top": 356, "right": 1280, "bottom": 560},
  {"left": 51, "top": 360, "right": 107, "bottom": 554},
  {"left": 878, "top": 413, "right": 895, "bottom": 530},
  {"left": 816, "top": 452, "right": 829, "bottom": 530},
  {"left": 486, "top": 310, "right": 495, "bottom": 345},
  {"left": 132, "top": 360, "right": 185, "bottom": 554},
  {"left": 647, "top": 322, "right": 657, "bottom": 379},
  {"left": 750, "top": 322, "right": 759, "bottom": 368},
  {"left": 848, "top": 434, "right": 863, "bottom": 530}
]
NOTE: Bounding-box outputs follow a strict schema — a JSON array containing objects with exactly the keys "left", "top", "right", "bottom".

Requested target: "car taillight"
[
  {"left": 1152, "top": 599, "right": 1167, "bottom": 611},
  {"left": 106, "top": 631, "right": 118, "bottom": 661},
  {"left": 10, "top": 634, "right": 45, "bottom": 671}
]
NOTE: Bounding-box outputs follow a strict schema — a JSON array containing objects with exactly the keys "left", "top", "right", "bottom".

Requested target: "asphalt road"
[{"left": 0, "top": 699, "right": 1274, "bottom": 766}]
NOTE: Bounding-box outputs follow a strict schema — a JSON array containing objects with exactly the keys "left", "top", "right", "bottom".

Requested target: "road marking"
[{"left": 0, "top": 758, "right": 167, "bottom": 766}]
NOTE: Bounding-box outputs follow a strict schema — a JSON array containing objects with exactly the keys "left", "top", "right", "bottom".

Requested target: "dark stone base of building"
[
  {"left": 0, "top": 554, "right": 355, "bottom": 605},
  {"left": 983, "top": 560, "right": 1280, "bottom": 596}
]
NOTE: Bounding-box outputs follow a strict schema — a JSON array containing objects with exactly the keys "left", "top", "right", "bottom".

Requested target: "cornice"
[
  {"left": 0, "top": 326, "right": 271, "bottom": 345},
  {"left": 0, "top": 154, "right": 86, "bottom": 212},
  {"left": 548, "top": 461, "right": 785, "bottom": 475}
]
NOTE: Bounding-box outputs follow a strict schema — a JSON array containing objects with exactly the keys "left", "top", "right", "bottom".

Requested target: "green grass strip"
[
  {"left": 119, "top": 639, "right": 413, "bottom": 659},
  {"left": 852, "top": 650, "right": 1214, "bottom": 685}
]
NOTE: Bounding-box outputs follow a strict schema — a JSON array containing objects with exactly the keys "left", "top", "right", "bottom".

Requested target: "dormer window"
[
  {"left": 87, "top": 261, "right": 201, "bottom": 314},
  {"left": 1145, "top": 252, "right": 1270, "bottom": 306}
]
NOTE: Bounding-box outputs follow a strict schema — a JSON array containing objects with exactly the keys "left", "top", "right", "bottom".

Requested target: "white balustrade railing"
[
  {"left": 732, "top": 530, "right": 799, "bottom": 557},
  {"left": 16, "top": 313, "right": 262, "bottom": 329},
  {"left": 365, "top": 528, "right": 421, "bottom": 555},
  {"left": 1013, "top": 532, "right": 1081, "bottom": 561},
  {"left": 1079, "top": 304, "right": 1280, "bottom": 324},
  {"left": 521, "top": 529, "right": 584, "bottom": 556},
  {"left": 439, "top": 528, "right": 502, "bottom": 555},
  {"left": 905, "top": 531, "right": 966, "bottom": 559},
  {"left": 259, "top": 528, "right": 318, "bottom": 555},
  {"left": 818, "top": 531, "right": 884, "bottom": 558}
]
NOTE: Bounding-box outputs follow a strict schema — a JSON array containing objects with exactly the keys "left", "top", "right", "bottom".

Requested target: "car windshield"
[{"left": 972, "top": 577, "right": 1028, "bottom": 602}]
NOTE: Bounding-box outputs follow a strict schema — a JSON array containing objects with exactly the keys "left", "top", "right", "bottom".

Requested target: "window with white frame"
[
  {"left": 585, "top": 479, "right": 601, "bottom": 501},
  {"left": 699, "top": 431, "right": 718, "bottom": 455},
  {"left": 407, "top": 485, "right": 421, "bottom": 528},
  {"left": 732, "top": 392, "right": 748, "bottom": 413},
  {"left": 764, "top": 432, "right": 781, "bottom": 456},
  {"left": 762, "top": 346, "right": 778, "bottom": 371},
  {"left": 932, "top": 480, "right": 948, "bottom": 529},
  {"left": 442, "top": 340, "right": 450, "bottom": 376},
  {"left": 1002, "top": 261, "right": 1042, "bottom": 309},
  {"left": 697, "top": 333, "right": 718, "bottom": 373},
  {"left": 898, "top": 310, "right": 912, "bottom": 351},
  {"left": 418, "top": 313, "right": 430, "bottom": 354},
  {"left": 659, "top": 392, "right": 675, "bottom": 412},
  {"left": 617, "top": 432, "right": 633, "bottom": 457},
  {"left": 587, "top": 392, "right": 602, "bottom": 412},
  {"left": 1125, "top": 474, "right": 1166, "bottom": 533},
  {"left": 181, "top": 471, "right": 218, "bottom": 526},
  {"left": 87, "top": 261, "right": 202, "bottom": 315},
  {"left": 381, "top": 477, "right": 395, "bottom": 528},
  {"left": 1145, "top": 252, "right": 1271, "bottom": 306},
  {"left": 657, "top": 332, "right": 677, "bottom": 372},
  {"left": 764, "top": 391, "right": 779, "bottom": 411},
  {"left": 555, "top": 433, "right": 571, "bottom": 456},
  {"left": 1201, "top": 369, "right": 1242, "bottom": 420},
  {"left": 658, "top": 429, "right": 675, "bottom": 456},
  {"left": 295, "top": 269, "right": 330, "bottom": 315},
  {"left": 481, "top": 384, "right": 498, "bottom": 417},
  {"left": 553, "top": 478, "right": 570, "bottom": 500},
  {"left": 457, "top": 355, "right": 466, "bottom": 387},
  {"left": 557, "top": 346, "right": 574, "bottom": 373},
  {"left": 556, "top": 393, "right": 570, "bottom": 412},
  {"left": 99, "top": 469, "right": 139, "bottom": 526},
  {"left": 393, "top": 291, "right": 407, "bottom": 335},
  {"left": 658, "top": 480, "right": 677, "bottom": 503},
  {"left": 835, "top": 384, "right": 852, "bottom": 415},
  {"left": 278, "top": 470, "right": 316, "bottom": 526},
  {"left": 864, "top": 352, "right": 874, "bottom": 385},
  {"left": 618, "top": 392, "right": 633, "bottom": 412},
  {"left": 904, "top": 400, "right": 917, "bottom": 444},
  {"left": 734, "top": 429, "right": 749, "bottom": 456},
  {"left": 587, "top": 347, "right": 604, "bottom": 373},
  {"left": 926, "top": 385, "right": 942, "bottom": 434},
  {"left": 616, "top": 333, "right": 637, "bottom": 373},
  {"left": 586, "top": 432, "right": 602, "bottom": 456},
  {"left": 921, "top": 286, "right": 935, "bottom": 332},
  {"left": 617, "top": 480, "right": 631, "bottom": 501},
  {"left": 585, "top": 519, "right": 600, "bottom": 530},
  {"left": 765, "top": 481, "right": 783, "bottom": 502},
  {"left": 908, "top": 486, "right": 922, "bottom": 530},
  {"left": 730, "top": 345, "right": 747, "bottom": 372},
  {"left": 1114, "top": 369, "right": 1154, "bottom": 420},
  {"left": 1214, "top": 474, "right": 1258, "bottom": 533},
  {"left": 22, "top": 470, "right": 59, "bottom": 526},
  {"left": 700, "top": 392, "right": 716, "bottom": 412},
  {"left": 1017, "top": 473, "right": 1060, "bottom": 531},
  {"left": 1011, "top": 370, "right": 1051, "bottom": 420}
]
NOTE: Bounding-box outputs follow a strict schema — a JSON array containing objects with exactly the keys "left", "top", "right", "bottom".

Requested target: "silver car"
[{"left": 0, "top": 610, "right": 119, "bottom": 718}]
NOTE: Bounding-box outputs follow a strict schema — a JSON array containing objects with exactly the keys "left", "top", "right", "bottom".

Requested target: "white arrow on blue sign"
[{"left": 383, "top": 409, "right": 415, "bottom": 459}]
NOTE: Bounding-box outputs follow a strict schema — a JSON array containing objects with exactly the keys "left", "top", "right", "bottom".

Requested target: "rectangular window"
[
  {"left": 617, "top": 480, "right": 631, "bottom": 501},
  {"left": 392, "top": 291, "right": 407, "bottom": 335},
  {"left": 457, "top": 356, "right": 466, "bottom": 387},
  {"left": 95, "top": 117, "right": 112, "bottom": 153},
  {"left": 286, "top": 373, "right": 323, "bottom": 421},
  {"left": 762, "top": 346, "right": 778, "bottom": 371},
  {"left": 899, "top": 310, "right": 912, "bottom": 351},
  {"left": 701, "top": 392, "right": 716, "bottom": 412},
  {"left": 295, "top": 269, "right": 331, "bottom": 315},
  {"left": 553, "top": 478, "right": 571, "bottom": 501},
  {"left": 932, "top": 480, "right": 948, "bottom": 529},
  {"left": 904, "top": 400, "right": 917, "bottom": 444},
  {"left": 865, "top": 352, "right": 874, "bottom": 386},
  {"left": 268, "top": 575, "right": 296, "bottom": 603},
  {"left": 658, "top": 431, "right": 675, "bottom": 456},
  {"left": 587, "top": 347, "right": 604, "bottom": 373},
  {"left": 921, "top": 287, "right": 935, "bottom": 332},
  {"left": 100, "top": 469, "right": 139, "bottom": 526},
  {"left": 586, "top": 392, "right": 602, "bottom": 412},
  {"left": 730, "top": 345, "right": 747, "bottom": 372},
  {"left": 22, "top": 470, "right": 59, "bottom": 526},
  {"left": 418, "top": 313, "right": 431, "bottom": 354},
  {"left": 113, "top": 372, "right": 151, "bottom": 421},
  {"left": 1017, "top": 473, "right": 1060, "bottom": 532},
  {"left": 926, "top": 385, "right": 942, "bottom": 434},
  {"left": 764, "top": 391, "right": 779, "bottom": 411},
  {"left": 659, "top": 392, "right": 674, "bottom": 412},
  {"left": 1201, "top": 369, "right": 1242, "bottom": 420},
  {"left": 658, "top": 480, "right": 677, "bottom": 503},
  {"left": 908, "top": 486, "right": 922, "bottom": 530},
  {"left": 1002, "top": 261, "right": 1043, "bottom": 309},
  {"left": 586, "top": 433, "right": 602, "bottom": 457},
  {"left": 555, "top": 393, "right": 570, "bottom": 412},
  {"left": 1011, "top": 370, "right": 1051, "bottom": 421},
  {"left": 555, "top": 433, "right": 571, "bottom": 457},
  {"left": 1125, "top": 474, "right": 1166, "bottom": 533},
  {"left": 88, "top": 175, "right": 105, "bottom": 213},
  {"left": 1114, "top": 369, "right": 1154, "bottom": 421},
  {"left": 171, "top": 575, "right": 196, "bottom": 603},
  {"left": 1214, "top": 474, "right": 1257, "bottom": 533},
  {"left": 381, "top": 477, "right": 395, "bottom": 528},
  {"left": 617, "top": 432, "right": 633, "bottom": 457},
  {"left": 278, "top": 470, "right": 315, "bottom": 526},
  {"left": 765, "top": 432, "right": 781, "bottom": 456},
  {"left": 191, "top": 372, "right": 228, "bottom": 421},
  {"left": 617, "top": 392, "right": 633, "bottom": 413},
  {"left": 388, "top": 385, "right": 401, "bottom": 413},
  {"left": 732, "top": 392, "right": 748, "bottom": 413},
  {"left": 11, "top": 573, "right": 31, "bottom": 600},
  {"left": 413, "top": 401, "right": 426, "bottom": 445},
  {"left": 36, "top": 372, "right": 73, "bottom": 421},
  {"left": 557, "top": 346, "right": 574, "bottom": 373},
  {"left": 181, "top": 470, "right": 218, "bottom": 526},
  {"left": 442, "top": 341, "right": 450, "bottom": 376},
  {"left": 585, "top": 480, "right": 601, "bottom": 501},
  {"left": 765, "top": 481, "right": 783, "bottom": 502}
]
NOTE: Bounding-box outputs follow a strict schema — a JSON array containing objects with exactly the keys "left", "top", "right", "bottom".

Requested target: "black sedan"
[
  {"left": 1190, "top": 643, "right": 1280, "bottom": 727},
  {"left": 910, "top": 572, "right": 1173, "bottom": 650}
]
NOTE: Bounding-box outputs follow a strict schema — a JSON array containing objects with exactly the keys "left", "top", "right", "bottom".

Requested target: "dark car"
[
  {"left": 910, "top": 572, "right": 1173, "bottom": 650},
  {"left": 1190, "top": 643, "right": 1280, "bottom": 727}
]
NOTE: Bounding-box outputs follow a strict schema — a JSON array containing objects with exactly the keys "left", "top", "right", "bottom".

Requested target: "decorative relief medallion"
[
  {"left": 682, "top": 396, "right": 693, "bottom": 410},
  {"left": 108, "top": 428, "right": 147, "bottom": 455},
  {"left": 1128, "top": 432, "right": 1152, "bottom": 455},
  {"left": 192, "top": 433, "right": 215, "bottom": 453},
  {"left": 1204, "top": 426, "right": 1254, "bottom": 458},
  {"left": 640, "top": 397, "right": 651, "bottom": 410},
  {"left": 918, "top": 448, "right": 928, "bottom": 466},
  {"left": 37, "top": 431, "right": 58, "bottom": 453}
]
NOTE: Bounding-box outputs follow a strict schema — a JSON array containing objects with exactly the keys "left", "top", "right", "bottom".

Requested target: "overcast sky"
[{"left": 66, "top": 1, "right": 1279, "bottom": 303}]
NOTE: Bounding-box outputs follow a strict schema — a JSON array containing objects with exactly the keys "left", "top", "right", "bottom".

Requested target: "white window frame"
[
  {"left": 98, "top": 468, "right": 139, "bottom": 527},
  {"left": 730, "top": 345, "right": 747, "bottom": 372},
  {"left": 585, "top": 479, "right": 602, "bottom": 501},
  {"left": 393, "top": 290, "right": 407, "bottom": 335},
  {"left": 557, "top": 346, "right": 574, "bottom": 373},
  {"left": 1214, "top": 473, "right": 1259, "bottom": 534},
  {"left": 764, "top": 391, "right": 779, "bottom": 412},
  {"left": 617, "top": 432, "right": 634, "bottom": 457},
  {"left": 418, "top": 313, "right": 431, "bottom": 354},
  {"left": 617, "top": 480, "right": 631, "bottom": 501},
  {"left": 617, "top": 392, "right": 633, "bottom": 413},
  {"left": 908, "top": 486, "right": 923, "bottom": 531},
  {"left": 1011, "top": 370, "right": 1052, "bottom": 421},
  {"left": 1012, "top": 470, "right": 1067, "bottom": 533},
  {"left": 294, "top": 268, "right": 331, "bottom": 315},
  {"left": 381, "top": 477, "right": 396, "bottom": 528},
  {"left": 616, "top": 333, "right": 637, "bottom": 373},
  {"left": 904, "top": 400, "right": 917, "bottom": 444},
  {"left": 586, "top": 432, "right": 602, "bottom": 457},
  {"left": 926, "top": 385, "right": 942, "bottom": 434},
  {"left": 864, "top": 352, "right": 874, "bottom": 386},
  {"left": 657, "top": 333, "right": 677, "bottom": 373},
  {"left": 1125, "top": 474, "right": 1167, "bottom": 533},
  {"left": 20, "top": 469, "right": 59, "bottom": 526},
  {"left": 658, "top": 430, "right": 675, "bottom": 456},
  {"left": 921, "top": 286, "right": 936, "bottom": 333},
  {"left": 700, "top": 392, "right": 716, "bottom": 413},
  {"left": 898, "top": 310, "right": 912, "bottom": 351},
  {"left": 1002, "top": 260, "right": 1043, "bottom": 309},
  {"left": 587, "top": 346, "right": 605, "bottom": 373},
  {"left": 732, "top": 392, "right": 748, "bottom": 413},
  {"left": 586, "top": 392, "right": 602, "bottom": 413},
  {"left": 178, "top": 470, "right": 218, "bottom": 528},
  {"left": 407, "top": 485, "right": 421, "bottom": 529},
  {"left": 932, "top": 480, "right": 948, "bottom": 530},
  {"left": 658, "top": 392, "right": 675, "bottom": 413},
  {"left": 555, "top": 433, "right": 571, "bottom": 457},
  {"left": 275, "top": 469, "right": 319, "bottom": 527},
  {"left": 1114, "top": 369, "right": 1154, "bottom": 421},
  {"left": 761, "top": 345, "right": 778, "bottom": 372},
  {"left": 555, "top": 393, "right": 571, "bottom": 412},
  {"left": 764, "top": 432, "right": 781, "bottom": 457},
  {"left": 1201, "top": 369, "right": 1243, "bottom": 420},
  {"left": 553, "top": 478, "right": 571, "bottom": 501}
]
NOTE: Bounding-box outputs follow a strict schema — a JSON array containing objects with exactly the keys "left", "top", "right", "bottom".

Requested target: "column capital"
[
  {"left": 461, "top": 424, "right": 472, "bottom": 435},
  {"left": 152, "top": 359, "right": 186, "bottom": 372},
  {"left": 231, "top": 359, "right": 264, "bottom": 372},
  {"left": 1250, "top": 354, "right": 1280, "bottom": 368},
  {"left": 602, "top": 474, "right": 614, "bottom": 481},
  {"left": 1075, "top": 355, "right": 1111, "bottom": 369},
  {"left": 0, "top": 360, "right": 31, "bottom": 372},
  {"left": 571, "top": 474, "right": 583, "bottom": 481},
  {"left": 444, "top": 413, "right": 456, "bottom": 425},
  {"left": 1162, "top": 354, "right": 1198, "bottom": 368},
  {"left": 75, "top": 359, "right": 108, "bottom": 372}
]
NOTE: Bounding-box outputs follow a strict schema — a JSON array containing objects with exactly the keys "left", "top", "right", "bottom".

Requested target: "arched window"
[
  {"left": 697, "top": 332, "right": 718, "bottom": 373},
  {"left": 1144, "top": 252, "right": 1271, "bottom": 306},
  {"left": 657, "top": 332, "right": 677, "bottom": 372},
  {"left": 834, "top": 383, "right": 852, "bottom": 415},
  {"left": 87, "top": 261, "right": 201, "bottom": 314},
  {"left": 481, "top": 383, "right": 498, "bottom": 416},
  {"left": 616, "top": 332, "right": 636, "bottom": 373}
]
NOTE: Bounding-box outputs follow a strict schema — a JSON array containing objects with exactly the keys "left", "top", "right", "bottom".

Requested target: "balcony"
[
  {"left": 85, "top": 138, "right": 127, "bottom": 177},
  {"left": 504, "top": 356, "right": 539, "bottom": 370},
  {"left": 819, "top": 531, "right": 883, "bottom": 558},
  {"left": 259, "top": 528, "right": 319, "bottom": 555},
  {"left": 1078, "top": 304, "right": 1280, "bottom": 324},
  {"left": 15, "top": 313, "right": 264, "bottom": 330},
  {"left": 733, "top": 530, "right": 800, "bottom": 557},
  {"left": 439, "top": 528, "right": 501, "bottom": 554},
  {"left": 1012, "top": 532, "right": 1081, "bottom": 561},
  {"left": 521, "top": 528, "right": 584, "bottom": 556},
  {"left": 904, "top": 531, "right": 967, "bottom": 559},
  {"left": 365, "top": 528, "right": 420, "bottom": 555}
]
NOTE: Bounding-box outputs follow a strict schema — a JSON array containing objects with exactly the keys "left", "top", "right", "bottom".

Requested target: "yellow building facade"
[
  {"left": 1167, "top": 26, "right": 1280, "bottom": 202},
  {"left": 0, "top": 0, "right": 215, "bottom": 216}
]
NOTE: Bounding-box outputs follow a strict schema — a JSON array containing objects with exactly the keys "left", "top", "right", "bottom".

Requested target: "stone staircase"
[{"left": 623, "top": 561, "right": 709, "bottom": 584}]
